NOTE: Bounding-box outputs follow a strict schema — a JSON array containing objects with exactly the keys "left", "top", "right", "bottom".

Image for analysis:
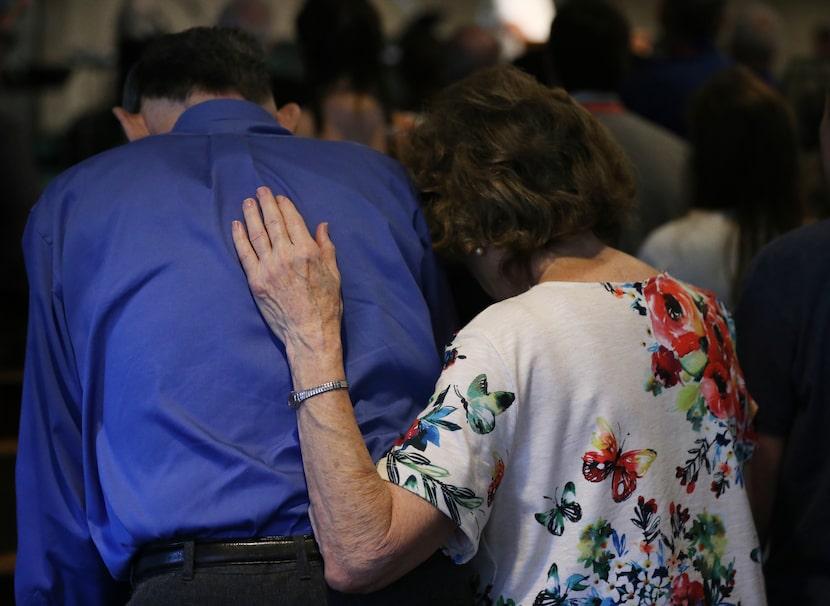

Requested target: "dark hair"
[
  {"left": 660, "top": 0, "right": 727, "bottom": 42},
  {"left": 295, "top": 0, "right": 384, "bottom": 93},
  {"left": 121, "top": 26, "right": 273, "bottom": 112},
  {"left": 404, "top": 65, "right": 636, "bottom": 286},
  {"left": 548, "top": 0, "right": 632, "bottom": 92},
  {"left": 688, "top": 65, "right": 803, "bottom": 297}
]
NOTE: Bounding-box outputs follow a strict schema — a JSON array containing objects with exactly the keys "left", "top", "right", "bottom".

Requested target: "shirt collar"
[{"left": 171, "top": 99, "right": 292, "bottom": 136}]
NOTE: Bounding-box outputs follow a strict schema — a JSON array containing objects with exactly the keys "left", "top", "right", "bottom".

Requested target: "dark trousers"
[{"left": 128, "top": 547, "right": 474, "bottom": 605}]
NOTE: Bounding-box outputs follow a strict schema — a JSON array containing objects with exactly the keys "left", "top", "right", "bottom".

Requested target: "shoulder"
[
  {"left": 757, "top": 219, "right": 830, "bottom": 263},
  {"left": 743, "top": 219, "right": 830, "bottom": 295},
  {"left": 642, "top": 212, "right": 733, "bottom": 246},
  {"left": 617, "top": 112, "right": 688, "bottom": 150}
]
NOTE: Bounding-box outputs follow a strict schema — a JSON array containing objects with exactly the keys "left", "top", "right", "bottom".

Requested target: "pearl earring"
[{"left": 473, "top": 247, "right": 485, "bottom": 257}]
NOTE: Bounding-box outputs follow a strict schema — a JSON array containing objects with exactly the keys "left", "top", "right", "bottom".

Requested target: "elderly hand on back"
[{"left": 232, "top": 187, "right": 344, "bottom": 382}]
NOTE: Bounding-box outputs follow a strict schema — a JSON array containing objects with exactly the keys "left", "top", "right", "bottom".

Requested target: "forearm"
[
  {"left": 291, "top": 349, "right": 450, "bottom": 591},
  {"left": 232, "top": 189, "right": 454, "bottom": 588}
]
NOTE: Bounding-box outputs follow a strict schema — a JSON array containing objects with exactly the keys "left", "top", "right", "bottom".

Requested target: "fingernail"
[
  {"left": 232, "top": 220, "right": 241, "bottom": 230},
  {"left": 256, "top": 186, "right": 268, "bottom": 197},
  {"left": 244, "top": 198, "right": 255, "bottom": 208}
]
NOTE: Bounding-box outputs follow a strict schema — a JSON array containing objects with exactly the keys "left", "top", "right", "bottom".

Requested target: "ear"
[
  {"left": 275, "top": 102, "right": 302, "bottom": 134},
  {"left": 113, "top": 106, "right": 151, "bottom": 142}
]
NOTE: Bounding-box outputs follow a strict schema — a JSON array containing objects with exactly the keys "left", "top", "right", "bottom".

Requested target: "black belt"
[{"left": 132, "top": 536, "right": 322, "bottom": 584}]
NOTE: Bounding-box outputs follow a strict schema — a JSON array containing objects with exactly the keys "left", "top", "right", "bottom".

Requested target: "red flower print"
[
  {"left": 700, "top": 359, "right": 738, "bottom": 420},
  {"left": 652, "top": 345, "right": 683, "bottom": 388},
  {"left": 394, "top": 418, "right": 422, "bottom": 447},
  {"left": 644, "top": 276, "right": 706, "bottom": 358},
  {"left": 702, "top": 305, "right": 732, "bottom": 366},
  {"left": 671, "top": 573, "right": 705, "bottom": 606},
  {"left": 487, "top": 453, "right": 505, "bottom": 506}
]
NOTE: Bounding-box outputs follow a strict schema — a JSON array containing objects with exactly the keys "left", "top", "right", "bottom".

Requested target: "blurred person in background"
[
  {"left": 725, "top": 2, "right": 784, "bottom": 87},
  {"left": 293, "top": 0, "right": 396, "bottom": 155},
  {"left": 217, "top": 0, "right": 273, "bottom": 50},
  {"left": 621, "top": 0, "right": 733, "bottom": 138},
  {"left": 548, "top": 0, "right": 689, "bottom": 256},
  {"left": 0, "top": 0, "right": 38, "bottom": 368},
  {"left": 638, "top": 65, "right": 804, "bottom": 308},
  {"left": 734, "top": 89, "right": 830, "bottom": 606}
]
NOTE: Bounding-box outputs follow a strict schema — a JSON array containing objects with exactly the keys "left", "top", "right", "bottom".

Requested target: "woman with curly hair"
[{"left": 230, "top": 65, "right": 766, "bottom": 604}]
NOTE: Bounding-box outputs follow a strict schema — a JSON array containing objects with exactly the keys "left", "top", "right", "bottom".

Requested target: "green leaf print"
[
  {"left": 685, "top": 394, "right": 709, "bottom": 432},
  {"left": 392, "top": 449, "right": 451, "bottom": 479},
  {"left": 390, "top": 451, "right": 484, "bottom": 525},
  {"left": 577, "top": 519, "right": 615, "bottom": 581},
  {"left": 675, "top": 384, "right": 701, "bottom": 413},
  {"left": 679, "top": 349, "right": 707, "bottom": 378},
  {"left": 685, "top": 511, "right": 728, "bottom": 571}
]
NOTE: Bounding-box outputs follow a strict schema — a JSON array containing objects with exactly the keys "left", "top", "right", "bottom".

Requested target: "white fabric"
[
  {"left": 638, "top": 210, "right": 738, "bottom": 307},
  {"left": 378, "top": 276, "right": 765, "bottom": 605}
]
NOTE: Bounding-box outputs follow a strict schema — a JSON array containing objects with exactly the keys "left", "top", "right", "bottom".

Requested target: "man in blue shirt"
[{"left": 15, "top": 27, "right": 458, "bottom": 605}]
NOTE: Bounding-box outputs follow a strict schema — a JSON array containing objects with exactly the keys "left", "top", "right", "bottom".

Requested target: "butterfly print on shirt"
[
  {"left": 535, "top": 481, "right": 583, "bottom": 536},
  {"left": 582, "top": 417, "right": 657, "bottom": 502},
  {"left": 453, "top": 373, "right": 515, "bottom": 435}
]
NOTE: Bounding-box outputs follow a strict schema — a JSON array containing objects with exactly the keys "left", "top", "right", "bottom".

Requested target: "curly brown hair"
[{"left": 403, "top": 65, "right": 636, "bottom": 285}]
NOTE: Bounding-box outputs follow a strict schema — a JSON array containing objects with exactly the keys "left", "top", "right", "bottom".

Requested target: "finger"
[
  {"left": 242, "top": 196, "right": 272, "bottom": 256},
  {"left": 256, "top": 186, "right": 291, "bottom": 246},
  {"left": 316, "top": 222, "right": 341, "bottom": 281},
  {"left": 231, "top": 219, "right": 260, "bottom": 278},
  {"left": 274, "top": 194, "right": 315, "bottom": 247}
]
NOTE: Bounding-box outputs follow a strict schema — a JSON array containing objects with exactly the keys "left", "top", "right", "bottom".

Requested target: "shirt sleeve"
[
  {"left": 15, "top": 212, "right": 130, "bottom": 606},
  {"left": 376, "top": 326, "right": 517, "bottom": 563}
]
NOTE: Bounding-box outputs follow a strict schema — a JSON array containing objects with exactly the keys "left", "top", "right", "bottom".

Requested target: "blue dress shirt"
[{"left": 15, "top": 99, "right": 456, "bottom": 605}]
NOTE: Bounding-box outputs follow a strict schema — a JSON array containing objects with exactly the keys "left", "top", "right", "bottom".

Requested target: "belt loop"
[
  {"left": 294, "top": 536, "right": 310, "bottom": 580},
  {"left": 182, "top": 540, "right": 195, "bottom": 581}
]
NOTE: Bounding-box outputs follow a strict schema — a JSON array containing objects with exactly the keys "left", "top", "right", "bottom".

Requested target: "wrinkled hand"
[{"left": 232, "top": 187, "right": 343, "bottom": 366}]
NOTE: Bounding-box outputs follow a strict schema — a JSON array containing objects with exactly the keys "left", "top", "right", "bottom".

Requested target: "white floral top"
[{"left": 377, "top": 274, "right": 766, "bottom": 605}]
